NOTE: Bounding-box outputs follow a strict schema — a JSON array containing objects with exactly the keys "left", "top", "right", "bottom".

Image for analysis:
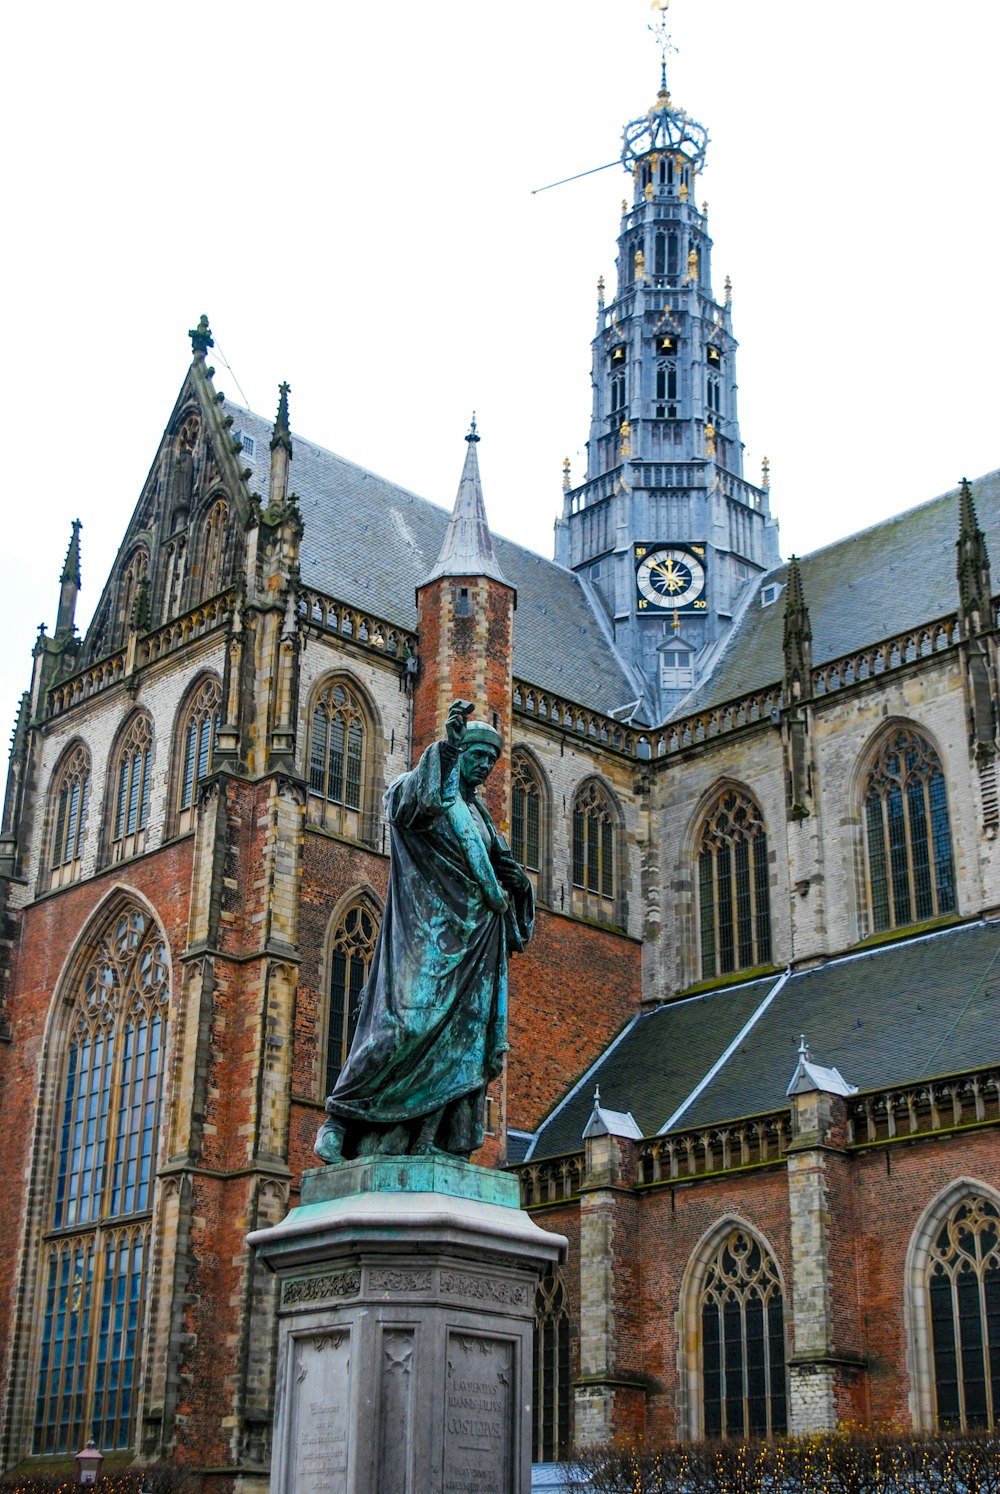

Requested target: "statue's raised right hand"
[{"left": 446, "top": 699, "right": 475, "bottom": 748}]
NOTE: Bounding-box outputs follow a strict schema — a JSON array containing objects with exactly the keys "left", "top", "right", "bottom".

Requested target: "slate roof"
[
  {"left": 525, "top": 921, "right": 1000, "bottom": 1159},
  {"left": 228, "top": 403, "right": 637, "bottom": 716},
  {"left": 685, "top": 468, "right": 1000, "bottom": 714}
]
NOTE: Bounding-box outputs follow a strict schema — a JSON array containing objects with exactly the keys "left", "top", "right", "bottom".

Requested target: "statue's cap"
[{"left": 462, "top": 721, "right": 503, "bottom": 754}]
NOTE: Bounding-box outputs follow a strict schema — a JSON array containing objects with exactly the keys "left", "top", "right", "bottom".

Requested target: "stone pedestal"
[{"left": 249, "top": 1156, "right": 566, "bottom": 1494}]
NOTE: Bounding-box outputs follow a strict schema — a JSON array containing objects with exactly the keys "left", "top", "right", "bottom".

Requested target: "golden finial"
[
  {"left": 672, "top": 606, "right": 681, "bottom": 633},
  {"left": 620, "top": 420, "right": 632, "bottom": 460},
  {"left": 686, "top": 247, "right": 699, "bottom": 282},
  {"left": 705, "top": 421, "right": 716, "bottom": 458},
  {"left": 724, "top": 274, "right": 732, "bottom": 304},
  {"left": 645, "top": 181, "right": 654, "bottom": 202},
  {"left": 562, "top": 457, "right": 572, "bottom": 491},
  {"left": 635, "top": 248, "right": 647, "bottom": 283},
  {"left": 762, "top": 455, "right": 770, "bottom": 488},
  {"left": 679, "top": 181, "right": 689, "bottom": 202}
]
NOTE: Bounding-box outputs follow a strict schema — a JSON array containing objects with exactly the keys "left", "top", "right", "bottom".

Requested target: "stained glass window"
[
  {"left": 533, "top": 1267, "right": 571, "bottom": 1462},
  {"left": 325, "top": 900, "right": 379, "bottom": 1097},
  {"left": 863, "top": 726, "right": 956, "bottom": 934},
  {"left": 928, "top": 1194, "right": 1000, "bottom": 1430},
  {"left": 698, "top": 788, "right": 771, "bottom": 979},
  {"left": 700, "top": 1228, "right": 786, "bottom": 1439},
  {"left": 34, "top": 905, "right": 169, "bottom": 1457}
]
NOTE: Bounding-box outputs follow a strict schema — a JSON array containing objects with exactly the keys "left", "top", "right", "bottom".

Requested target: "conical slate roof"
[{"left": 420, "top": 424, "right": 510, "bottom": 589}]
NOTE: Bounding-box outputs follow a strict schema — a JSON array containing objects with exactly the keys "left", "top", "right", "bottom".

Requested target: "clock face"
[{"left": 635, "top": 544, "right": 707, "bottom": 612}]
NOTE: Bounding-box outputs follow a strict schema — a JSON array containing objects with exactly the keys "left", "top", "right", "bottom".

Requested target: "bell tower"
[{"left": 555, "top": 15, "right": 780, "bottom": 720}]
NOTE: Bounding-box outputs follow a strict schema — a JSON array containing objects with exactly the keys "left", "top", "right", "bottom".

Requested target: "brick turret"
[{"left": 413, "top": 420, "right": 516, "bottom": 827}]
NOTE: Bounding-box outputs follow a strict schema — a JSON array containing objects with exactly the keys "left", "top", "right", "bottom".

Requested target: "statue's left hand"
[{"left": 494, "top": 848, "right": 531, "bottom": 893}]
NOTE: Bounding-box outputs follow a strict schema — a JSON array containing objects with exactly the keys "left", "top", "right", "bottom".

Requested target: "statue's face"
[{"left": 459, "top": 744, "right": 499, "bottom": 792}]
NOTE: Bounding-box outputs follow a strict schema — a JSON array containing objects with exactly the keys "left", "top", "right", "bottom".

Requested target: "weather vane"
[{"left": 649, "top": 1, "right": 677, "bottom": 90}]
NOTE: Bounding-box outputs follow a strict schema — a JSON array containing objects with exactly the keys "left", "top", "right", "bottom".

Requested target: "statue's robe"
[{"left": 325, "top": 740, "right": 533, "bottom": 1144}]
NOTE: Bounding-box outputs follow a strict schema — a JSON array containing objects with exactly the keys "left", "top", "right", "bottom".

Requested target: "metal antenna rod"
[{"left": 531, "top": 159, "right": 619, "bottom": 195}]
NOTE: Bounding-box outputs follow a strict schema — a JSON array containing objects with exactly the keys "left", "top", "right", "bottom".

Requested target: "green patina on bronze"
[{"left": 315, "top": 700, "right": 533, "bottom": 1164}]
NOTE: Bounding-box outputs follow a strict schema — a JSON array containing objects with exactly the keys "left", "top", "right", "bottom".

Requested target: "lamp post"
[{"left": 74, "top": 1437, "right": 103, "bottom": 1485}]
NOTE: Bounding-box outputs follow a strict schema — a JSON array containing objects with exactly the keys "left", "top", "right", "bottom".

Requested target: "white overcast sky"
[{"left": 3, "top": 1, "right": 999, "bottom": 766}]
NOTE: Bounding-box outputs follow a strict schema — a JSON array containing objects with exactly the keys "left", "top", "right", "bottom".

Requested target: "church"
[{"left": 0, "top": 39, "right": 998, "bottom": 1493}]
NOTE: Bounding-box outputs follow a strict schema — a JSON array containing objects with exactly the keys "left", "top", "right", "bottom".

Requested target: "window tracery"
[
  {"left": 533, "top": 1266, "right": 571, "bottom": 1462},
  {"left": 308, "top": 679, "right": 370, "bottom": 839},
  {"left": 699, "top": 1228, "right": 787, "bottom": 1439},
  {"left": 511, "top": 751, "right": 543, "bottom": 880},
  {"left": 324, "top": 899, "right": 379, "bottom": 1097},
  {"left": 572, "top": 779, "right": 617, "bottom": 908},
  {"left": 862, "top": 725, "right": 956, "bottom": 935},
  {"left": 111, "top": 715, "right": 153, "bottom": 862},
  {"left": 175, "top": 678, "right": 221, "bottom": 833},
  {"left": 698, "top": 787, "right": 771, "bottom": 979},
  {"left": 47, "top": 743, "right": 90, "bottom": 890},
  {"left": 33, "top": 904, "right": 169, "bottom": 1456},
  {"left": 927, "top": 1193, "right": 1000, "bottom": 1429}
]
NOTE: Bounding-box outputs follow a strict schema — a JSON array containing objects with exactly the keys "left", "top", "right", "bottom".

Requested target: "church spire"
[
  {"left": 957, "top": 477, "right": 992, "bottom": 635},
  {"left": 269, "top": 382, "right": 293, "bottom": 510},
  {"left": 55, "top": 519, "right": 82, "bottom": 639},
  {"left": 421, "top": 418, "right": 509, "bottom": 588}
]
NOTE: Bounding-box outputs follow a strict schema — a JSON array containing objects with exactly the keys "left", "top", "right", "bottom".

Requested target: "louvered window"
[
  {"left": 49, "top": 744, "right": 90, "bottom": 889},
  {"left": 112, "top": 717, "right": 153, "bottom": 862}
]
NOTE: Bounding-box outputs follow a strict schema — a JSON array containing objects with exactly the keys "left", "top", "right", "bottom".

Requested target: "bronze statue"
[{"left": 315, "top": 700, "right": 533, "bottom": 1163}]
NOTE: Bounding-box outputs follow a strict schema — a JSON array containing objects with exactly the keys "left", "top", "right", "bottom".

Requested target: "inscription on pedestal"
[
  {"left": 443, "top": 1334, "right": 513, "bottom": 1494},
  {"left": 288, "top": 1329, "right": 352, "bottom": 1493}
]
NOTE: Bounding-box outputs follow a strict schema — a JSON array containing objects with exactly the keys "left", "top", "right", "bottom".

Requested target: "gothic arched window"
[
  {"left": 700, "top": 1228, "right": 787, "bottom": 1439},
  {"left": 33, "top": 904, "right": 169, "bottom": 1457},
  {"left": 111, "top": 714, "right": 154, "bottom": 862},
  {"left": 533, "top": 1267, "right": 571, "bottom": 1462},
  {"left": 862, "top": 725, "right": 956, "bottom": 935},
  {"left": 202, "top": 498, "right": 228, "bottom": 596},
  {"left": 511, "top": 751, "right": 543, "bottom": 881},
  {"left": 698, "top": 787, "right": 771, "bottom": 979},
  {"left": 323, "top": 898, "right": 379, "bottom": 1097},
  {"left": 572, "top": 780, "right": 619, "bottom": 919},
  {"left": 308, "top": 679, "right": 371, "bottom": 840},
  {"left": 926, "top": 1194, "right": 1000, "bottom": 1429},
  {"left": 47, "top": 743, "right": 90, "bottom": 890},
  {"left": 175, "top": 677, "right": 221, "bottom": 834}
]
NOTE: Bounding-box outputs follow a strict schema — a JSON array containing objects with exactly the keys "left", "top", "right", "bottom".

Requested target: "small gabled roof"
[
  {"left": 786, "top": 1039, "right": 857, "bottom": 1097},
  {"left": 581, "top": 1090, "right": 643, "bottom": 1140}
]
